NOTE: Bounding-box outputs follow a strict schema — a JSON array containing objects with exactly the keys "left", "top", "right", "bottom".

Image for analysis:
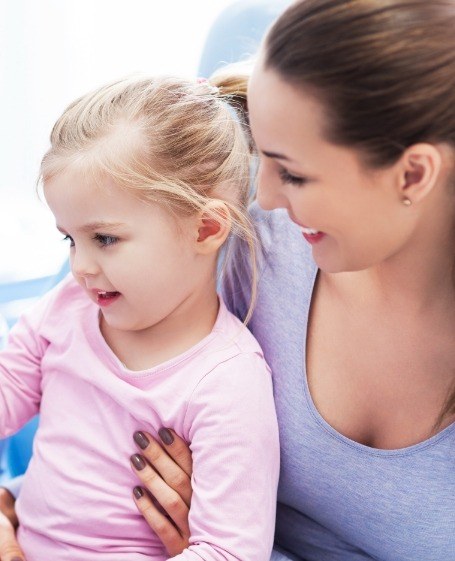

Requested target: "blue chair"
[{"left": 198, "top": 0, "right": 292, "bottom": 77}]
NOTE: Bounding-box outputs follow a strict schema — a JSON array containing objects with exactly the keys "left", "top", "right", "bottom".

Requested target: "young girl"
[{"left": 0, "top": 76, "right": 279, "bottom": 560}]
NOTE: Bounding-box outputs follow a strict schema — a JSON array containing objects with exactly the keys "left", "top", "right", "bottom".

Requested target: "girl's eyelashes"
[
  {"left": 93, "top": 233, "right": 119, "bottom": 247},
  {"left": 61, "top": 233, "right": 118, "bottom": 248},
  {"left": 62, "top": 234, "right": 74, "bottom": 247},
  {"left": 278, "top": 168, "right": 309, "bottom": 187}
]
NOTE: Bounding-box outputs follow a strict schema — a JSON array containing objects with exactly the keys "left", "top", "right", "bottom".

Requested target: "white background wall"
[{"left": 0, "top": 0, "right": 239, "bottom": 281}]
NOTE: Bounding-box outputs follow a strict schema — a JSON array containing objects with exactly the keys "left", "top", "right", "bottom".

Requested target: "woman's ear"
[
  {"left": 397, "top": 143, "right": 443, "bottom": 204},
  {"left": 195, "top": 200, "right": 232, "bottom": 254}
]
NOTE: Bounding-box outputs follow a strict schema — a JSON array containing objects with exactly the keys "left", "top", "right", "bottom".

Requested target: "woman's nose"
[{"left": 255, "top": 162, "right": 288, "bottom": 211}]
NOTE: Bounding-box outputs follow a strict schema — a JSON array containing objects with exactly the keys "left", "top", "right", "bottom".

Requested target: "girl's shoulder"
[{"left": 23, "top": 274, "right": 92, "bottom": 332}]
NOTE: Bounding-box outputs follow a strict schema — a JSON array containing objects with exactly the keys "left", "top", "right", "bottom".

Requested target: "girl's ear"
[
  {"left": 195, "top": 200, "right": 232, "bottom": 255},
  {"left": 397, "top": 143, "right": 443, "bottom": 204}
]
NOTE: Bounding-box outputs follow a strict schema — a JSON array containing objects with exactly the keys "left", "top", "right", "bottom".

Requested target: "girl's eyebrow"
[{"left": 56, "top": 221, "right": 126, "bottom": 233}]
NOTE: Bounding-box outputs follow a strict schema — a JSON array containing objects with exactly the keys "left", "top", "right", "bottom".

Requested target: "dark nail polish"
[
  {"left": 158, "top": 427, "right": 174, "bottom": 445},
  {"left": 133, "top": 431, "right": 150, "bottom": 450},
  {"left": 133, "top": 486, "right": 144, "bottom": 499},
  {"left": 130, "top": 454, "right": 146, "bottom": 470}
]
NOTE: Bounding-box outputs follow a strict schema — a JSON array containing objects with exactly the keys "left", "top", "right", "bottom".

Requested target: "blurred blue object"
[
  {"left": 5, "top": 416, "right": 40, "bottom": 478},
  {"left": 0, "top": 439, "right": 5, "bottom": 480},
  {"left": 198, "top": 0, "right": 292, "bottom": 77}
]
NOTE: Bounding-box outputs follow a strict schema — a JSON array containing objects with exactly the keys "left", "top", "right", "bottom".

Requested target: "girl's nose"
[{"left": 71, "top": 248, "right": 99, "bottom": 278}]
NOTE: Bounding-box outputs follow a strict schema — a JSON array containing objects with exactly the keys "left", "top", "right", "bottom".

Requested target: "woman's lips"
[
  {"left": 301, "top": 230, "right": 326, "bottom": 244},
  {"left": 292, "top": 220, "right": 326, "bottom": 245}
]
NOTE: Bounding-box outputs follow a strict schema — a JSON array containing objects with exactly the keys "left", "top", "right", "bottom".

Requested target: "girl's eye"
[
  {"left": 62, "top": 235, "right": 74, "bottom": 247},
  {"left": 93, "top": 233, "right": 119, "bottom": 247},
  {"left": 279, "top": 168, "right": 309, "bottom": 187}
]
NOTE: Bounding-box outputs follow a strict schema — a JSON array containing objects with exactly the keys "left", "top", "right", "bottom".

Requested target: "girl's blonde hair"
[{"left": 40, "top": 74, "right": 257, "bottom": 323}]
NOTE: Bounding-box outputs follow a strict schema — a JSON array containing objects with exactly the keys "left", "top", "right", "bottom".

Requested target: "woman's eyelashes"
[{"left": 278, "top": 167, "right": 309, "bottom": 187}]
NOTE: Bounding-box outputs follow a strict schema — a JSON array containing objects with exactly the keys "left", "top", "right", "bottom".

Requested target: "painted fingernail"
[
  {"left": 133, "top": 431, "right": 150, "bottom": 450},
  {"left": 133, "top": 486, "right": 144, "bottom": 499},
  {"left": 130, "top": 454, "right": 146, "bottom": 470},
  {"left": 158, "top": 427, "right": 174, "bottom": 445}
]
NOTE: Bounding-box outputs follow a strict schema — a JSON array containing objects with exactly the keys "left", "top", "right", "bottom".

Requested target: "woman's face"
[{"left": 248, "top": 65, "right": 414, "bottom": 273}]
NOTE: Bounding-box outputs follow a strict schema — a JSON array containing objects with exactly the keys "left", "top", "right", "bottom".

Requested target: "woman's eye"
[
  {"left": 93, "top": 234, "right": 119, "bottom": 247},
  {"left": 279, "top": 168, "right": 308, "bottom": 187},
  {"left": 62, "top": 235, "right": 74, "bottom": 247}
]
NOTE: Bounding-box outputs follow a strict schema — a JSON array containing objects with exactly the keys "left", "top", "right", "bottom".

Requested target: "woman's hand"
[
  {"left": 130, "top": 428, "right": 193, "bottom": 557},
  {"left": 0, "top": 487, "right": 25, "bottom": 561}
]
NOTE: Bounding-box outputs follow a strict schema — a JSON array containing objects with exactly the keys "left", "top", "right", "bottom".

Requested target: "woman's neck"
[{"left": 328, "top": 208, "right": 455, "bottom": 316}]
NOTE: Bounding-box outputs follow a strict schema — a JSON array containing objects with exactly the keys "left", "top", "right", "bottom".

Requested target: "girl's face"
[
  {"left": 248, "top": 65, "right": 414, "bottom": 273},
  {"left": 44, "top": 169, "right": 203, "bottom": 333}
]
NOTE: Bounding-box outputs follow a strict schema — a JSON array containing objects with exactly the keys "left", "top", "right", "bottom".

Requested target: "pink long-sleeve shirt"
[{"left": 0, "top": 275, "right": 279, "bottom": 560}]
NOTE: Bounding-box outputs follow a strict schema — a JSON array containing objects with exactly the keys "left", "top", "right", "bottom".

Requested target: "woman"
[{"left": 1, "top": 1, "right": 454, "bottom": 560}]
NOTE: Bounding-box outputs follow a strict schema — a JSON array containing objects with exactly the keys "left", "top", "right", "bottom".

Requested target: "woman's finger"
[
  {"left": 0, "top": 488, "right": 18, "bottom": 529},
  {"left": 0, "top": 511, "right": 25, "bottom": 561},
  {"left": 133, "top": 486, "right": 189, "bottom": 557},
  {"left": 131, "top": 454, "right": 191, "bottom": 535},
  {"left": 133, "top": 431, "right": 192, "bottom": 506},
  {"left": 157, "top": 429, "right": 193, "bottom": 477}
]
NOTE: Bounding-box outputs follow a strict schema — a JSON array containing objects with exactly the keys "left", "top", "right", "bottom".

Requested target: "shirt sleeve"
[
  {"left": 0, "top": 299, "right": 49, "bottom": 438},
  {"left": 170, "top": 351, "right": 280, "bottom": 561}
]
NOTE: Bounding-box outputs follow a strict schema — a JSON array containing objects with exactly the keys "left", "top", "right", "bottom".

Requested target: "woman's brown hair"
[{"left": 264, "top": 0, "right": 455, "bottom": 424}]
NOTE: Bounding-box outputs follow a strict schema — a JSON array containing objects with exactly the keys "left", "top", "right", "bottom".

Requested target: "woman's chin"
[{"left": 312, "top": 251, "right": 375, "bottom": 274}]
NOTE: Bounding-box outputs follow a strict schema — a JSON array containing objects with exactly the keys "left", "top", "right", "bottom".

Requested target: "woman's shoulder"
[
  {"left": 249, "top": 201, "right": 298, "bottom": 249},
  {"left": 249, "top": 201, "right": 316, "bottom": 286},
  {"left": 223, "top": 202, "right": 317, "bottom": 320},
  {"left": 249, "top": 201, "right": 314, "bottom": 263}
]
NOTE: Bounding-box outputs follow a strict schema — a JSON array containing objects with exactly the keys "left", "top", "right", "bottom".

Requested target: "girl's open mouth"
[{"left": 95, "top": 290, "right": 121, "bottom": 307}]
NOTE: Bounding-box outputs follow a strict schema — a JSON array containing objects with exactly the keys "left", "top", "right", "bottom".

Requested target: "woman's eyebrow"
[{"left": 261, "top": 149, "right": 294, "bottom": 162}]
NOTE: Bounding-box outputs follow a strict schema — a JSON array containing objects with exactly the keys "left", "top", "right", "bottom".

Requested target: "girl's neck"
[{"left": 100, "top": 282, "right": 220, "bottom": 372}]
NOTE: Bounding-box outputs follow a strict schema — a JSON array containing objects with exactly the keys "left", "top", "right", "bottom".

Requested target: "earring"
[{"left": 402, "top": 197, "right": 412, "bottom": 206}]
